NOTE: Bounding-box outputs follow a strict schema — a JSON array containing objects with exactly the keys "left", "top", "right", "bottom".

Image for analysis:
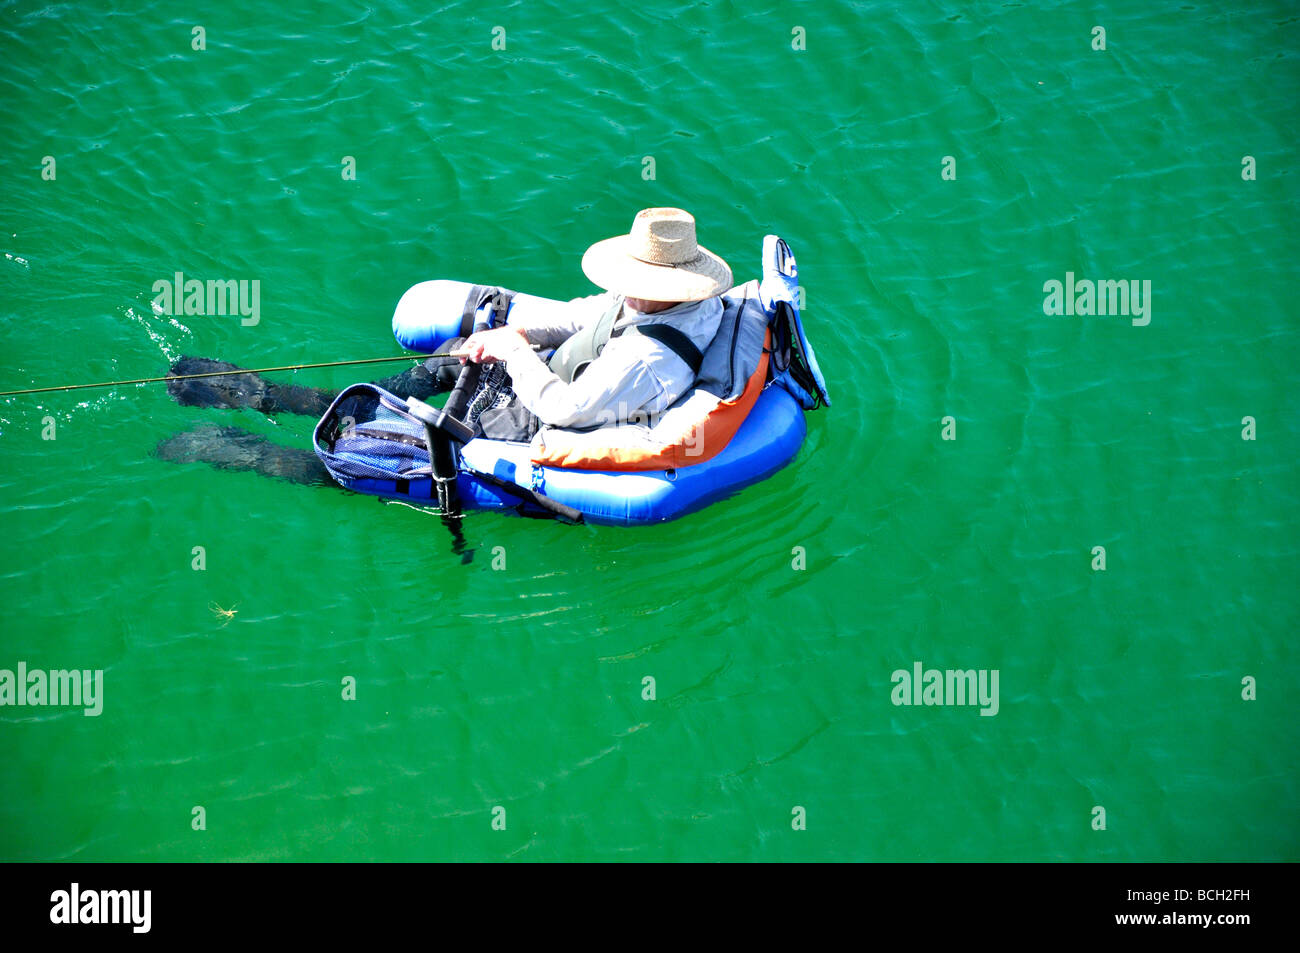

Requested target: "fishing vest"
[{"left": 547, "top": 296, "right": 706, "bottom": 384}]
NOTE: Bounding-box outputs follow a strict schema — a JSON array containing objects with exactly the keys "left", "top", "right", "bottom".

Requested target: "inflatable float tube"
[{"left": 318, "top": 237, "right": 827, "bottom": 526}]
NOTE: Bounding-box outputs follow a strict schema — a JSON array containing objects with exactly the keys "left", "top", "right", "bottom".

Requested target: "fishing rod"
[{"left": 0, "top": 347, "right": 532, "bottom": 397}]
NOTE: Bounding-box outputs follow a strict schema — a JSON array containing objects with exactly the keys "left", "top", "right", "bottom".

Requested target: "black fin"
[{"left": 154, "top": 425, "right": 335, "bottom": 486}]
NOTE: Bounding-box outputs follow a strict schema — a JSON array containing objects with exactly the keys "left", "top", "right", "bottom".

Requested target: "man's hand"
[{"left": 457, "top": 326, "right": 530, "bottom": 364}]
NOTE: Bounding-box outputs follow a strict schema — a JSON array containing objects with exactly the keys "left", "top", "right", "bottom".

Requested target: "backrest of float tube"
[
  {"left": 759, "top": 236, "right": 831, "bottom": 408},
  {"left": 692, "top": 280, "right": 768, "bottom": 402},
  {"left": 391, "top": 280, "right": 573, "bottom": 353}
]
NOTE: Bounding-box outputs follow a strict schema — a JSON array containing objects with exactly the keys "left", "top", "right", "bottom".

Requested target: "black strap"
[
  {"left": 631, "top": 323, "right": 704, "bottom": 377},
  {"left": 465, "top": 467, "right": 584, "bottom": 524},
  {"left": 459, "top": 284, "right": 493, "bottom": 337},
  {"left": 768, "top": 299, "right": 823, "bottom": 408},
  {"left": 550, "top": 300, "right": 705, "bottom": 382},
  {"left": 351, "top": 426, "right": 426, "bottom": 451},
  {"left": 770, "top": 300, "right": 794, "bottom": 374}
]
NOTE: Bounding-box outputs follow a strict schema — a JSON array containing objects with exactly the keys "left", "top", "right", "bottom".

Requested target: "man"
[{"left": 157, "top": 207, "right": 732, "bottom": 480}]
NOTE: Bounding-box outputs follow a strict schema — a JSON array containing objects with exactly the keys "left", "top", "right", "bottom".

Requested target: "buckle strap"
[
  {"left": 487, "top": 289, "right": 516, "bottom": 328},
  {"left": 459, "top": 284, "right": 496, "bottom": 337}
]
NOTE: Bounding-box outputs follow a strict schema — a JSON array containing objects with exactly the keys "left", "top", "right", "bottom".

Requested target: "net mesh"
[{"left": 315, "top": 387, "right": 433, "bottom": 484}]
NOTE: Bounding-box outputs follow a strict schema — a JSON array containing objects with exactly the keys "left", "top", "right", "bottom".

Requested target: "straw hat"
[{"left": 581, "top": 208, "right": 733, "bottom": 301}]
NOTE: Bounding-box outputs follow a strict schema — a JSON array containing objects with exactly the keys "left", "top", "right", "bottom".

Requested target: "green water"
[{"left": 1, "top": 0, "right": 1296, "bottom": 862}]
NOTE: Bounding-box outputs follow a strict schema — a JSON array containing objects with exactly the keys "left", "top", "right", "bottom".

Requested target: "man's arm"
[
  {"left": 503, "top": 339, "right": 664, "bottom": 429},
  {"left": 506, "top": 293, "right": 610, "bottom": 348},
  {"left": 454, "top": 325, "right": 663, "bottom": 429}
]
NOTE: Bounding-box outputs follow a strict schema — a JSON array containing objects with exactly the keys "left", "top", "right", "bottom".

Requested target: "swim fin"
[{"left": 154, "top": 425, "right": 335, "bottom": 485}]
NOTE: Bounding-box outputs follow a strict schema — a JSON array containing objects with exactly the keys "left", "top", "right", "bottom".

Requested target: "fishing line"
[{"left": 0, "top": 348, "right": 533, "bottom": 397}]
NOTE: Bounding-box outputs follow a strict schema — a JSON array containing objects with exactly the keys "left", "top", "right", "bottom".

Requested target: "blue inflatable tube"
[{"left": 331, "top": 251, "right": 817, "bottom": 525}]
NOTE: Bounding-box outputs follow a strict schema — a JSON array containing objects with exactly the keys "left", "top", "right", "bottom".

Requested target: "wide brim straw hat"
[{"left": 581, "top": 207, "right": 733, "bottom": 301}]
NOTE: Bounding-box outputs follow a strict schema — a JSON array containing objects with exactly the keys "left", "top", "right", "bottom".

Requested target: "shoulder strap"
[
  {"left": 546, "top": 298, "right": 706, "bottom": 382},
  {"left": 630, "top": 323, "right": 704, "bottom": 377}
]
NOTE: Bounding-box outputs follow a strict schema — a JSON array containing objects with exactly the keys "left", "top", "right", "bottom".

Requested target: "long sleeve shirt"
[{"left": 498, "top": 293, "right": 724, "bottom": 430}]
